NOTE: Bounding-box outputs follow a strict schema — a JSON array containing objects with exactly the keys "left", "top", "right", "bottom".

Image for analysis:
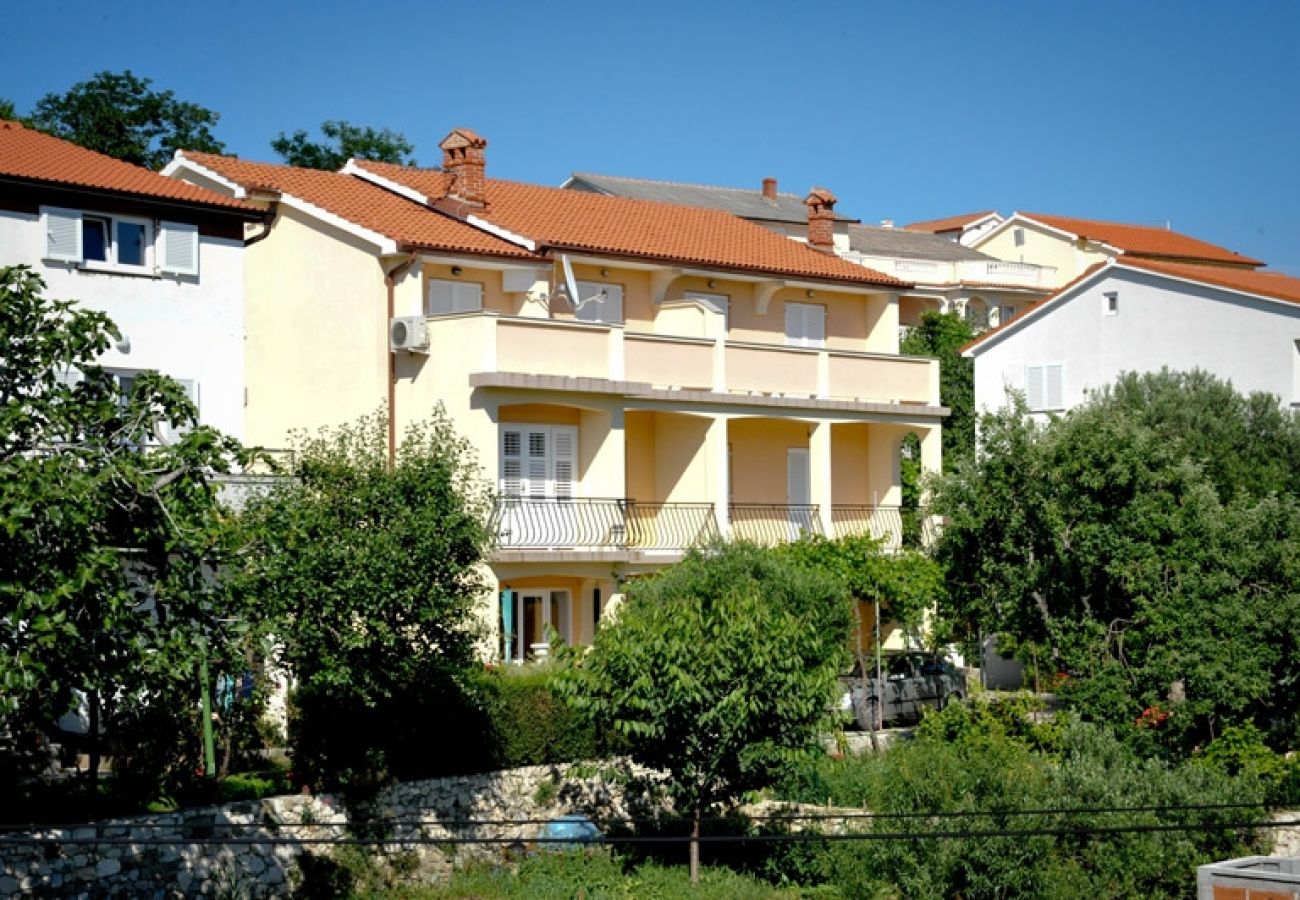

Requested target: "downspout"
[
  {"left": 383, "top": 253, "right": 420, "bottom": 465},
  {"left": 243, "top": 207, "right": 276, "bottom": 246}
]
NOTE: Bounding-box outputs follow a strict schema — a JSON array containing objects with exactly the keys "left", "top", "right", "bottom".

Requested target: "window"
[
  {"left": 41, "top": 207, "right": 199, "bottom": 276},
  {"left": 1013, "top": 227, "right": 1025, "bottom": 247},
  {"left": 1104, "top": 291, "right": 1119, "bottom": 315},
  {"left": 499, "top": 424, "right": 577, "bottom": 499},
  {"left": 426, "top": 278, "right": 483, "bottom": 316},
  {"left": 574, "top": 280, "right": 624, "bottom": 324},
  {"left": 1025, "top": 364, "right": 1064, "bottom": 412},
  {"left": 107, "top": 369, "right": 200, "bottom": 443},
  {"left": 784, "top": 301, "right": 826, "bottom": 348},
  {"left": 997, "top": 305, "right": 1016, "bottom": 325}
]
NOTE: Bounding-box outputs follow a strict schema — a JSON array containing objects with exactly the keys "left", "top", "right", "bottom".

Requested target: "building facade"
[
  {"left": 0, "top": 120, "right": 260, "bottom": 439},
  {"left": 168, "top": 129, "right": 948, "bottom": 660}
]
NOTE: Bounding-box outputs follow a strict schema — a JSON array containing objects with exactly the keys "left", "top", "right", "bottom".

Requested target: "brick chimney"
[
  {"left": 805, "top": 188, "right": 838, "bottom": 252},
  {"left": 439, "top": 128, "right": 488, "bottom": 207},
  {"left": 762, "top": 177, "right": 777, "bottom": 200}
]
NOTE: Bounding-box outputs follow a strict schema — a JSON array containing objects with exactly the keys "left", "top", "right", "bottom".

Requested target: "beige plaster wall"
[
  {"left": 728, "top": 417, "right": 811, "bottom": 504},
  {"left": 976, "top": 221, "right": 1111, "bottom": 285}
]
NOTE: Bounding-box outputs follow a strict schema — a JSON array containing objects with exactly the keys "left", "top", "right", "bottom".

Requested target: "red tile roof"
[
  {"left": 905, "top": 211, "right": 999, "bottom": 233},
  {"left": 354, "top": 161, "right": 906, "bottom": 288},
  {"left": 0, "top": 120, "right": 257, "bottom": 212},
  {"left": 962, "top": 258, "right": 1300, "bottom": 355},
  {"left": 1020, "top": 212, "right": 1264, "bottom": 267},
  {"left": 179, "top": 152, "right": 538, "bottom": 259},
  {"left": 1118, "top": 257, "right": 1300, "bottom": 306}
]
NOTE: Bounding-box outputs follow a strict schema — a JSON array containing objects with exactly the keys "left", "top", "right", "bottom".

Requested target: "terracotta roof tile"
[
  {"left": 962, "top": 258, "right": 1300, "bottom": 355},
  {"left": 179, "top": 152, "right": 536, "bottom": 258},
  {"left": 1117, "top": 258, "right": 1300, "bottom": 306},
  {"left": 1020, "top": 212, "right": 1264, "bottom": 267},
  {"left": 356, "top": 161, "right": 905, "bottom": 288},
  {"left": 904, "top": 211, "right": 1000, "bottom": 233},
  {"left": 0, "top": 120, "right": 257, "bottom": 212}
]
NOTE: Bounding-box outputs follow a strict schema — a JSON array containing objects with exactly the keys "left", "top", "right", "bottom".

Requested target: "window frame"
[
  {"left": 574, "top": 280, "right": 625, "bottom": 325},
  {"left": 426, "top": 278, "right": 484, "bottom": 317},
  {"left": 84, "top": 213, "right": 155, "bottom": 273},
  {"left": 1025, "top": 363, "right": 1065, "bottom": 412},
  {"left": 784, "top": 301, "right": 826, "bottom": 349}
]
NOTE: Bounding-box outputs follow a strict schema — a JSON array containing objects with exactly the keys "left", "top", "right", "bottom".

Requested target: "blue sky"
[{"left": 6, "top": 1, "right": 1299, "bottom": 273}]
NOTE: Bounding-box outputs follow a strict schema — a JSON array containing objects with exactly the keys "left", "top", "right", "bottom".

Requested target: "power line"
[
  {"left": 0, "top": 798, "right": 1277, "bottom": 833},
  {"left": 1, "top": 817, "right": 1295, "bottom": 847}
]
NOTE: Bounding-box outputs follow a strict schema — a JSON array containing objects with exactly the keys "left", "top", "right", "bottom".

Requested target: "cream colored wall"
[
  {"left": 976, "top": 221, "right": 1111, "bottom": 285},
  {"left": 579, "top": 408, "right": 625, "bottom": 498},
  {"left": 831, "top": 423, "right": 872, "bottom": 505},
  {"left": 499, "top": 403, "right": 581, "bottom": 425},
  {"left": 568, "top": 264, "right": 654, "bottom": 328},
  {"left": 244, "top": 206, "right": 387, "bottom": 449},
  {"left": 652, "top": 413, "right": 712, "bottom": 503},
  {"left": 728, "top": 418, "right": 810, "bottom": 504},
  {"left": 625, "top": 411, "right": 656, "bottom": 500}
]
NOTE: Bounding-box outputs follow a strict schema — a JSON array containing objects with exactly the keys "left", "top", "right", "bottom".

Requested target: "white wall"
[
  {"left": 972, "top": 267, "right": 1300, "bottom": 415},
  {"left": 0, "top": 209, "right": 246, "bottom": 439}
]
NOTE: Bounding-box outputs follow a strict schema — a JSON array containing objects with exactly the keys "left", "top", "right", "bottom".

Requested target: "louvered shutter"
[
  {"left": 527, "top": 429, "right": 548, "bottom": 499},
  {"left": 1045, "top": 364, "right": 1064, "bottom": 410},
  {"left": 1025, "top": 365, "right": 1045, "bottom": 411},
  {"left": 427, "top": 280, "right": 483, "bottom": 315},
  {"left": 552, "top": 427, "right": 576, "bottom": 500},
  {"left": 158, "top": 222, "right": 199, "bottom": 276},
  {"left": 159, "top": 380, "right": 200, "bottom": 443},
  {"left": 455, "top": 283, "right": 483, "bottom": 313},
  {"left": 42, "top": 207, "right": 82, "bottom": 262},
  {"left": 501, "top": 428, "right": 523, "bottom": 497},
  {"left": 785, "top": 303, "right": 804, "bottom": 346}
]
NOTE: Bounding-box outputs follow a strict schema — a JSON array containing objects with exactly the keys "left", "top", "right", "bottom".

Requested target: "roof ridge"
[{"left": 570, "top": 171, "right": 804, "bottom": 200}]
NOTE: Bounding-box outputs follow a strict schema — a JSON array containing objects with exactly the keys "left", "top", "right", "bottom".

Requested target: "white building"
[
  {"left": 964, "top": 257, "right": 1300, "bottom": 416},
  {"left": 0, "top": 120, "right": 260, "bottom": 439}
]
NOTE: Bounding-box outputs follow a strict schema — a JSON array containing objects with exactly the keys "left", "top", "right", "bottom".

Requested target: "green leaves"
[
  {"left": 271, "top": 120, "right": 416, "bottom": 170},
  {"left": 28, "top": 70, "right": 224, "bottom": 169},
  {"left": 559, "top": 542, "right": 851, "bottom": 818},
  {"left": 931, "top": 369, "right": 1300, "bottom": 748}
]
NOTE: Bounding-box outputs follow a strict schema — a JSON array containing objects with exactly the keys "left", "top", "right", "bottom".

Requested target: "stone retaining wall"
[{"left": 0, "top": 760, "right": 665, "bottom": 899}]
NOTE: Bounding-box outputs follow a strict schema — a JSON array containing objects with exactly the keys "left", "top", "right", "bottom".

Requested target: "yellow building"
[{"left": 166, "top": 128, "right": 947, "bottom": 661}]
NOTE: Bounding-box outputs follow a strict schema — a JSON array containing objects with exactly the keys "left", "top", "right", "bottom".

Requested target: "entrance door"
[
  {"left": 787, "top": 447, "right": 812, "bottom": 538},
  {"left": 514, "top": 589, "right": 572, "bottom": 659}
]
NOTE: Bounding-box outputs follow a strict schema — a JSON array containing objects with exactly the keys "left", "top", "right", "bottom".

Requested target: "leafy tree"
[
  {"left": 271, "top": 120, "right": 415, "bottom": 170},
  {"left": 931, "top": 370, "right": 1300, "bottom": 749},
  {"left": 558, "top": 542, "right": 851, "bottom": 882},
  {"left": 232, "top": 409, "right": 491, "bottom": 792},
  {"left": 0, "top": 265, "right": 252, "bottom": 797},
  {"left": 28, "top": 70, "right": 225, "bottom": 169},
  {"left": 780, "top": 533, "right": 945, "bottom": 642},
  {"left": 902, "top": 311, "right": 976, "bottom": 468},
  {"left": 0, "top": 97, "right": 18, "bottom": 121}
]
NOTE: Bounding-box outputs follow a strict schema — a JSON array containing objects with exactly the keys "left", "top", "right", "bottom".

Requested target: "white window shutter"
[
  {"left": 53, "top": 367, "right": 84, "bottom": 388},
  {"left": 42, "top": 207, "right": 82, "bottom": 262},
  {"left": 785, "top": 303, "right": 803, "bottom": 346},
  {"left": 158, "top": 222, "right": 199, "bottom": 276},
  {"left": 807, "top": 304, "right": 826, "bottom": 348},
  {"left": 1045, "top": 364, "right": 1064, "bottom": 410},
  {"left": 553, "top": 427, "right": 576, "bottom": 500},
  {"left": 526, "top": 430, "right": 548, "bottom": 498},
  {"left": 1025, "top": 365, "right": 1045, "bottom": 411},
  {"left": 575, "top": 281, "right": 622, "bottom": 323},
  {"left": 455, "top": 283, "right": 483, "bottom": 313},
  {"left": 501, "top": 428, "right": 522, "bottom": 497}
]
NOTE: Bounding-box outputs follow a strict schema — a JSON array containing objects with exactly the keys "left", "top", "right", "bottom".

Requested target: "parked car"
[{"left": 839, "top": 652, "right": 965, "bottom": 729}]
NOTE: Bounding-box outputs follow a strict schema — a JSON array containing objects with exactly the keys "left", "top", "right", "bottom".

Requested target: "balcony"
[
  {"left": 427, "top": 312, "right": 941, "bottom": 408},
  {"left": 491, "top": 498, "right": 719, "bottom": 553},
  {"left": 489, "top": 499, "right": 931, "bottom": 555}
]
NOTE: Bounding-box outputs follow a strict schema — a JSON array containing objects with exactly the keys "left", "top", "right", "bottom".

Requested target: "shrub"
[{"left": 480, "top": 664, "right": 604, "bottom": 768}]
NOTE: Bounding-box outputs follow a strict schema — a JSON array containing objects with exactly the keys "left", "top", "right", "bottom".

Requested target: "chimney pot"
[
  {"left": 804, "top": 188, "right": 838, "bottom": 252},
  {"left": 762, "top": 177, "right": 777, "bottom": 200},
  {"left": 439, "top": 128, "right": 488, "bottom": 207}
]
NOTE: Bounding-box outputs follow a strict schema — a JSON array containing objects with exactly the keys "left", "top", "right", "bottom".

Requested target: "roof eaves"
[
  {"left": 162, "top": 153, "right": 249, "bottom": 200},
  {"left": 960, "top": 262, "right": 1113, "bottom": 357}
]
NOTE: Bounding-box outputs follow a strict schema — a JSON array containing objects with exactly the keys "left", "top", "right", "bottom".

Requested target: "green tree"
[
  {"left": 28, "top": 70, "right": 225, "bottom": 169},
  {"left": 232, "top": 409, "right": 491, "bottom": 792},
  {"left": 902, "top": 311, "right": 976, "bottom": 468},
  {"left": 0, "top": 97, "right": 18, "bottom": 121},
  {"left": 271, "top": 120, "right": 415, "bottom": 170},
  {"left": 0, "top": 265, "right": 253, "bottom": 797},
  {"left": 559, "top": 542, "right": 851, "bottom": 882},
  {"left": 931, "top": 371, "right": 1300, "bottom": 749}
]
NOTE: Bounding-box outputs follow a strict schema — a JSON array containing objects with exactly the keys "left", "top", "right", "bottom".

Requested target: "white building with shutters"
[
  {"left": 964, "top": 257, "right": 1300, "bottom": 419},
  {"left": 0, "top": 120, "right": 261, "bottom": 439}
]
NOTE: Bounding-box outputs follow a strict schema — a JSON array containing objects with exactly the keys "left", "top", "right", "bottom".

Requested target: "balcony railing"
[
  {"left": 831, "top": 504, "right": 939, "bottom": 549},
  {"left": 729, "top": 504, "right": 823, "bottom": 545},
  {"left": 491, "top": 498, "right": 719, "bottom": 551}
]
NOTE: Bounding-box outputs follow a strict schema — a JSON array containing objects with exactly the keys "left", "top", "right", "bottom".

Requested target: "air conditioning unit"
[{"left": 390, "top": 316, "right": 429, "bottom": 353}]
